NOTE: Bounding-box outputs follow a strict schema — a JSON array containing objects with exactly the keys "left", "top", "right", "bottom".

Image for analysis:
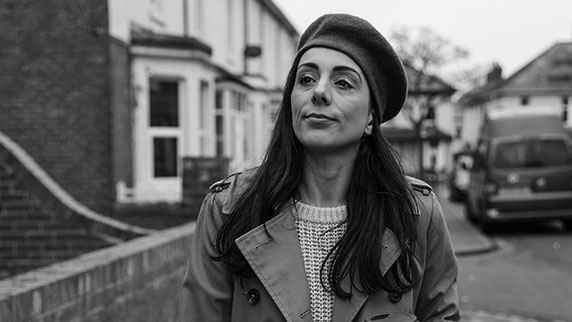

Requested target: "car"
[
  {"left": 448, "top": 152, "right": 472, "bottom": 202},
  {"left": 465, "top": 109, "right": 572, "bottom": 232}
]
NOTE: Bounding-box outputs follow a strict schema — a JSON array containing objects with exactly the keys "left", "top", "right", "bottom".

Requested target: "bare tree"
[
  {"left": 389, "top": 26, "right": 472, "bottom": 177},
  {"left": 446, "top": 64, "right": 489, "bottom": 93},
  {"left": 390, "top": 26, "right": 469, "bottom": 75},
  {"left": 391, "top": 25, "right": 487, "bottom": 93}
]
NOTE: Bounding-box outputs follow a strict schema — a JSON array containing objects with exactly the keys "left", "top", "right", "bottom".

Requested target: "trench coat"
[{"left": 179, "top": 170, "right": 460, "bottom": 322}]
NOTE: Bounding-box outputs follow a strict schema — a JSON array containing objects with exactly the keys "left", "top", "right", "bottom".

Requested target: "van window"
[{"left": 492, "top": 137, "right": 571, "bottom": 168}]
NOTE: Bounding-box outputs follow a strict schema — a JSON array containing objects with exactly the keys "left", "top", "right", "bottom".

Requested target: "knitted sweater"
[{"left": 293, "top": 201, "right": 347, "bottom": 322}]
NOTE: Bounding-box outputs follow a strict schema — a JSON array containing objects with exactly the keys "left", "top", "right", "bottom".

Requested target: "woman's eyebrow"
[
  {"left": 298, "top": 63, "right": 362, "bottom": 81},
  {"left": 333, "top": 66, "right": 362, "bottom": 81},
  {"left": 297, "top": 62, "right": 319, "bottom": 71}
]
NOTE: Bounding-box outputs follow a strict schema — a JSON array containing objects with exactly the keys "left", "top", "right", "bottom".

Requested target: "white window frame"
[{"left": 145, "top": 77, "right": 184, "bottom": 195}]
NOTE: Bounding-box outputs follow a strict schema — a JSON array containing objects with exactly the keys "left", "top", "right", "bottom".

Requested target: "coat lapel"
[
  {"left": 235, "top": 207, "right": 312, "bottom": 322},
  {"left": 331, "top": 228, "right": 402, "bottom": 322},
  {"left": 235, "top": 203, "right": 402, "bottom": 322}
]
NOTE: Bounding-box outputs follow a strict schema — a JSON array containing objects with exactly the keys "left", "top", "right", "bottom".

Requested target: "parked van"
[{"left": 465, "top": 109, "right": 572, "bottom": 232}]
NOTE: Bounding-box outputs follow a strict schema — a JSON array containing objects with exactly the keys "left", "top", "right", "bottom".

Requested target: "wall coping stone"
[{"left": 0, "top": 222, "right": 196, "bottom": 321}]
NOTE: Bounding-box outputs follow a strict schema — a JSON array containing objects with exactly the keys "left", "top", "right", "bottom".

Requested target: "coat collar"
[
  {"left": 235, "top": 206, "right": 312, "bottom": 322},
  {"left": 235, "top": 205, "right": 402, "bottom": 322}
]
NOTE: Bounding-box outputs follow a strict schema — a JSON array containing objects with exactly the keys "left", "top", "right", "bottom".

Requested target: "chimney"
[{"left": 486, "top": 63, "right": 503, "bottom": 83}]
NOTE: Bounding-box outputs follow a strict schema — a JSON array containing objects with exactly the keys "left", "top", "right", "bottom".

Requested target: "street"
[{"left": 438, "top": 188, "right": 572, "bottom": 322}]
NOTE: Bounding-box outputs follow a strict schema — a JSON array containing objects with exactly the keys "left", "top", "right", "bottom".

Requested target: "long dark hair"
[{"left": 214, "top": 57, "right": 420, "bottom": 297}]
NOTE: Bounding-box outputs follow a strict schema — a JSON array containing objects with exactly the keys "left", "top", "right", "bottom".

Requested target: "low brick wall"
[
  {"left": 0, "top": 222, "right": 195, "bottom": 322},
  {"left": 0, "top": 131, "right": 154, "bottom": 278}
]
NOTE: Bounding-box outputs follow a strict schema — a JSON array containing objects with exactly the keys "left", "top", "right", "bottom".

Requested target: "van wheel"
[
  {"left": 475, "top": 202, "right": 495, "bottom": 233},
  {"left": 478, "top": 220, "right": 495, "bottom": 234},
  {"left": 465, "top": 201, "right": 477, "bottom": 224},
  {"left": 564, "top": 220, "right": 572, "bottom": 232}
]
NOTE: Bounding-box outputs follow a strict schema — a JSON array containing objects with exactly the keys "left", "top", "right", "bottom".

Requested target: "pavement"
[
  {"left": 433, "top": 184, "right": 548, "bottom": 322},
  {"left": 436, "top": 188, "right": 499, "bottom": 257}
]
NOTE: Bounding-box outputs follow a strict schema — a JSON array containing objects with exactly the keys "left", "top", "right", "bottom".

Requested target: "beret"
[{"left": 296, "top": 13, "right": 408, "bottom": 123}]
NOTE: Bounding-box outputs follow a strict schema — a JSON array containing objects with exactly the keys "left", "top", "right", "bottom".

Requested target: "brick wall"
[
  {"left": 0, "top": 130, "right": 152, "bottom": 279},
  {"left": 0, "top": 222, "right": 195, "bottom": 322},
  {"left": 0, "top": 137, "right": 145, "bottom": 279},
  {"left": 0, "top": 0, "right": 116, "bottom": 214},
  {"left": 0, "top": 158, "right": 113, "bottom": 279}
]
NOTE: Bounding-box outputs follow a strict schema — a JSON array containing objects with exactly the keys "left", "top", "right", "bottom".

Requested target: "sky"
[{"left": 273, "top": 0, "right": 572, "bottom": 77}]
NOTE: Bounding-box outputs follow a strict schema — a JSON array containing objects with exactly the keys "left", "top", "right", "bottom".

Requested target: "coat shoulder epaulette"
[
  {"left": 208, "top": 172, "right": 242, "bottom": 193},
  {"left": 406, "top": 176, "right": 433, "bottom": 196}
]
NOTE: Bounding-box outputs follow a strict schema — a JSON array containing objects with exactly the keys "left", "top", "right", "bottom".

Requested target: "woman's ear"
[
  {"left": 364, "top": 113, "right": 373, "bottom": 135},
  {"left": 364, "top": 113, "right": 374, "bottom": 135}
]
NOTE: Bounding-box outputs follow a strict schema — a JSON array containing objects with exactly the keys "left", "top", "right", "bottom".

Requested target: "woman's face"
[{"left": 291, "top": 47, "right": 372, "bottom": 155}]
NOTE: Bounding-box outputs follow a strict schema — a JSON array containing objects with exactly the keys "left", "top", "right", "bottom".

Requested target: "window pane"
[
  {"left": 493, "top": 138, "right": 571, "bottom": 168},
  {"left": 200, "top": 81, "right": 209, "bottom": 154},
  {"left": 150, "top": 79, "right": 179, "bottom": 127},
  {"left": 537, "top": 139, "right": 571, "bottom": 166},
  {"left": 154, "top": 137, "right": 178, "bottom": 177},
  {"left": 216, "top": 115, "right": 224, "bottom": 156},
  {"left": 215, "top": 89, "right": 223, "bottom": 109}
]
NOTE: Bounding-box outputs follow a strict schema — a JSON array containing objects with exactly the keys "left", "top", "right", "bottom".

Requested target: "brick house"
[{"left": 0, "top": 0, "right": 299, "bottom": 212}]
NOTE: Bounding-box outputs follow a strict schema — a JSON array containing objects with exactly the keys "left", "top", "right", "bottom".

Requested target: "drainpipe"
[
  {"left": 183, "top": 0, "right": 189, "bottom": 37},
  {"left": 243, "top": 0, "right": 249, "bottom": 75}
]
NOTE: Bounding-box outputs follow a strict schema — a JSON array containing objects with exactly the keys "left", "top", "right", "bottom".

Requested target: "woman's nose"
[{"left": 311, "top": 81, "right": 331, "bottom": 105}]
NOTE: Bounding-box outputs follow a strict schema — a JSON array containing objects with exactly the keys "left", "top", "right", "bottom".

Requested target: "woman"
[{"left": 180, "top": 13, "right": 460, "bottom": 322}]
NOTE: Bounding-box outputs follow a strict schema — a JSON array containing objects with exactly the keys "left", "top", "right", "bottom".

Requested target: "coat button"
[
  {"left": 389, "top": 293, "right": 402, "bottom": 303},
  {"left": 247, "top": 289, "right": 260, "bottom": 305}
]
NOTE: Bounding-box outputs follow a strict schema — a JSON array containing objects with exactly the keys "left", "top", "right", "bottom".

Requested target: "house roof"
[
  {"left": 215, "top": 73, "right": 255, "bottom": 91},
  {"left": 459, "top": 42, "right": 572, "bottom": 106},
  {"left": 259, "top": 0, "right": 299, "bottom": 37},
  {"left": 404, "top": 63, "right": 456, "bottom": 96},
  {"left": 131, "top": 31, "right": 213, "bottom": 56}
]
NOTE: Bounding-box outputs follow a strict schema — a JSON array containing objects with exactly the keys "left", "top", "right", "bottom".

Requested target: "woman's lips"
[
  {"left": 304, "top": 113, "right": 336, "bottom": 127},
  {"left": 306, "top": 113, "right": 334, "bottom": 121}
]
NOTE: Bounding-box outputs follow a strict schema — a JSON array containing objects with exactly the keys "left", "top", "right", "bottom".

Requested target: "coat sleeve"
[
  {"left": 415, "top": 193, "right": 461, "bottom": 322},
  {"left": 178, "top": 191, "right": 233, "bottom": 322}
]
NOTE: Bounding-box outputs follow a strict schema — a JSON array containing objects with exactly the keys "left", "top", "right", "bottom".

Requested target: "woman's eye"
[
  {"left": 335, "top": 78, "right": 353, "bottom": 89},
  {"left": 300, "top": 75, "right": 315, "bottom": 85}
]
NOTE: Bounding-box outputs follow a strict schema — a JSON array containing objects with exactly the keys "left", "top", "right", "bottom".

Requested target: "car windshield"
[{"left": 492, "top": 137, "right": 572, "bottom": 168}]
